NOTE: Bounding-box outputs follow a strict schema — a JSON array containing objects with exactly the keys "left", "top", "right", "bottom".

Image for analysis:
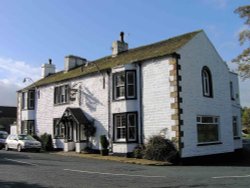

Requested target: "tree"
[
  {"left": 233, "top": 5, "right": 250, "bottom": 80},
  {"left": 242, "top": 107, "right": 250, "bottom": 130}
]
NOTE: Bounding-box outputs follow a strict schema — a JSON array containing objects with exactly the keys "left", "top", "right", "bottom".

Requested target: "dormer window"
[
  {"left": 113, "top": 70, "right": 136, "bottom": 100},
  {"left": 202, "top": 66, "right": 213, "bottom": 97}
]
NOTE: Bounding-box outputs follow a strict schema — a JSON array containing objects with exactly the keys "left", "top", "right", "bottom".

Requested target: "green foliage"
[
  {"left": 83, "top": 123, "right": 96, "bottom": 138},
  {"left": 144, "top": 136, "right": 178, "bottom": 162},
  {"left": 133, "top": 145, "right": 145, "bottom": 159},
  {"left": 233, "top": 5, "right": 250, "bottom": 79},
  {"left": 100, "top": 135, "right": 109, "bottom": 149},
  {"left": 242, "top": 107, "right": 250, "bottom": 130},
  {"left": 40, "top": 133, "right": 53, "bottom": 151}
]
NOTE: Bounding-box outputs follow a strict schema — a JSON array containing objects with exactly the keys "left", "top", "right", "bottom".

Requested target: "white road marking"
[
  {"left": 212, "top": 175, "right": 250, "bottom": 179},
  {"left": 4, "top": 158, "right": 38, "bottom": 166},
  {"left": 64, "top": 169, "right": 166, "bottom": 178}
]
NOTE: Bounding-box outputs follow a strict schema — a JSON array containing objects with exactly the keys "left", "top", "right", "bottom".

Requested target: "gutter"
[{"left": 138, "top": 63, "right": 144, "bottom": 145}]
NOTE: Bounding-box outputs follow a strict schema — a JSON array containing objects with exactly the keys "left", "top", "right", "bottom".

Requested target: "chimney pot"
[
  {"left": 120, "top": 31, "right": 124, "bottom": 42},
  {"left": 48, "top": 58, "right": 52, "bottom": 64}
]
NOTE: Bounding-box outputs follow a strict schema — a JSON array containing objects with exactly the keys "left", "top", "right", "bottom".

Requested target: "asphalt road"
[{"left": 0, "top": 150, "right": 250, "bottom": 188}]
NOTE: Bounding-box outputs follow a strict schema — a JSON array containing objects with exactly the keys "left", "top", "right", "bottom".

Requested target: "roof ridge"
[{"left": 20, "top": 30, "right": 203, "bottom": 90}]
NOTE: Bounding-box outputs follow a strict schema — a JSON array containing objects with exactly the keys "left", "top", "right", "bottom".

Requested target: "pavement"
[{"left": 53, "top": 151, "right": 171, "bottom": 166}]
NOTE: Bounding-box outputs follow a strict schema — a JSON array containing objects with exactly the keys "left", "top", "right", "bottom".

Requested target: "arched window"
[{"left": 202, "top": 66, "right": 213, "bottom": 97}]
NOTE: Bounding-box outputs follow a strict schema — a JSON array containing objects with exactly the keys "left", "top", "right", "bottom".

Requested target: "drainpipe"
[
  {"left": 138, "top": 63, "right": 144, "bottom": 145},
  {"left": 107, "top": 70, "right": 112, "bottom": 151}
]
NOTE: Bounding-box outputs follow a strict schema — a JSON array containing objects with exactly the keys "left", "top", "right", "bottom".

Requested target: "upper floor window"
[
  {"left": 202, "top": 66, "right": 213, "bottom": 97},
  {"left": 230, "top": 81, "right": 235, "bottom": 100},
  {"left": 54, "top": 85, "right": 69, "bottom": 105},
  {"left": 113, "top": 70, "right": 136, "bottom": 100},
  {"left": 21, "top": 90, "right": 35, "bottom": 110}
]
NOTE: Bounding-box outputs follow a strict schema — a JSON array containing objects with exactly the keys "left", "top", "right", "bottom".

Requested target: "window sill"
[
  {"left": 113, "top": 141, "right": 138, "bottom": 144},
  {"left": 234, "top": 136, "right": 241, "bottom": 140},
  {"left": 197, "top": 142, "right": 222, "bottom": 146},
  {"left": 112, "top": 98, "right": 137, "bottom": 102},
  {"left": 54, "top": 102, "right": 69, "bottom": 106}
]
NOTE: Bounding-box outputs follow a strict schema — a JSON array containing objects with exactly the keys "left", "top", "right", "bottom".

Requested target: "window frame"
[
  {"left": 230, "top": 81, "right": 235, "bottom": 100},
  {"left": 201, "top": 66, "right": 213, "bottom": 98},
  {"left": 54, "top": 84, "right": 69, "bottom": 105},
  {"left": 53, "top": 118, "right": 65, "bottom": 139},
  {"left": 113, "top": 70, "right": 137, "bottom": 101},
  {"left": 21, "top": 120, "right": 35, "bottom": 135},
  {"left": 197, "top": 115, "right": 220, "bottom": 145},
  {"left": 232, "top": 116, "right": 239, "bottom": 138},
  {"left": 113, "top": 112, "right": 138, "bottom": 143}
]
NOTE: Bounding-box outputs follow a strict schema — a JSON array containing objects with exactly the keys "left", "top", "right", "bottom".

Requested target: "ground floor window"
[
  {"left": 21, "top": 120, "right": 35, "bottom": 135},
  {"left": 232, "top": 116, "right": 239, "bottom": 137},
  {"left": 197, "top": 116, "right": 219, "bottom": 143},
  {"left": 113, "top": 112, "right": 137, "bottom": 142},
  {"left": 53, "top": 118, "right": 65, "bottom": 139}
]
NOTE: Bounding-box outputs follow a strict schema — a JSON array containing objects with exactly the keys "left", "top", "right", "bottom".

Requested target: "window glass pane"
[
  {"left": 127, "top": 85, "right": 135, "bottom": 97},
  {"left": 197, "top": 124, "right": 219, "bottom": 143},
  {"left": 116, "top": 74, "right": 125, "bottom": 86},
  {"left": 233, "top": 116, "right": 238, "bottom": 137},
  {"left": 127, "top": 72, "right": 134, "bottom": 84},
  {"left": 127, "top": 114, "right": 136, "bottom": 141},
  {"left": 202, "top": 116, "right": 213, "bottom": 123}
]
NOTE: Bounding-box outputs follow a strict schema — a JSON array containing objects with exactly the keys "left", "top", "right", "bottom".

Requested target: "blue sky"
[{"left": 0, "top": 0, "right": 249, "bottom": 107}]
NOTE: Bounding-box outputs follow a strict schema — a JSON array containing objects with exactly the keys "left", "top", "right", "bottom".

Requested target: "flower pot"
[{"left": 101, "top": 149, "right": 109, "bottom": 156}]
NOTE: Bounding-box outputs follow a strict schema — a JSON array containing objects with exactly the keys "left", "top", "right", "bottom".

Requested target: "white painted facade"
[{"left": 17, "top": 31, "right": 242, "bottom": 158}]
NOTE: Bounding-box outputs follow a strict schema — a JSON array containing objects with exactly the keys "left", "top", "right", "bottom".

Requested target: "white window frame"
[
  {"left": 197, "top": 115, "right": 220, "bottom": 144},
  {"left": 232, "top": 116, "right": 239, "bottom": 137},
  {"left": 114, "top": 73, "right": 125, "bottom": 100},
  {"left": 202, "top": 67, "right": 213, "bottom": 97},
  {"left": 54, "top": 85, "right": 69, "bottom": 105},
  {"left": 126, "top": 71, "right": 136, "bottom": 99},
  {"left": 114, "top": 112, "right": 137, "bottom": 142}
]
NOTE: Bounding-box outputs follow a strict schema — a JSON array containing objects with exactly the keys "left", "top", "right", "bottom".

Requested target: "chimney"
[
  {"left": 112, "top": 31, "right": 128, "bottom": 57},
  {"left": 41, "top": 59, "right": 56, "bottom": 78},
  {"left": 64, "top": 55, "right": 87, "bottom": 72}
]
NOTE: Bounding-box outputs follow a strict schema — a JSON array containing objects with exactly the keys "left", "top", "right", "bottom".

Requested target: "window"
[
  {"left": 232, "top": 116, "right": 239, "bottom": 137},
  {"left": 28, "top": 90, "right": 35, "bottom": 109},
  {"left": 202, "top": 67, "right": 213, "bottom": 97},
  {"left": 21, "top": 120, "right": 35, "bottom": 135},
  {"left": 21, "top": 90, "right": 35, "bottom": 110},
  {"left": 114, "top": 112, "right": 137, "bottom": 142},
  {"left": 197, "top": 116, "right": 219, "bottom": 144},
  {"left": 54, "top": 85, "right": 69, "bottom": 105},
  {"left": 21, "top": 92, "right": 27, "bottom": 109},
  {"left": 113, "top": 71, "right": 136, "bottom": 100},
  {"left": 53, "top": 118, "right": 65, "bottom": 138},
  {"left": 230, "top": 82, "right": 235, "bottom": 100}
]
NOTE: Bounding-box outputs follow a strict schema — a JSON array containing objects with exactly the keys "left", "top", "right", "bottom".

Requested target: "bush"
[
  {"left": 40, "top": 133, "right": 53, "bottom": 151},
  {"left": 100, "top": 135, "right": 109, "bottom": 149},
  {"left": 133, "top": 145, "right": 145, "bottom": 159},
  {"left": 144, "top": 136, "right": 178, "bottom": 162}
]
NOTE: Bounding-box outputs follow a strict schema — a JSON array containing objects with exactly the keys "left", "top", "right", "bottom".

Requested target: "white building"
[{"left": 17, "top": 30, "right": 242, "bottom": 158}]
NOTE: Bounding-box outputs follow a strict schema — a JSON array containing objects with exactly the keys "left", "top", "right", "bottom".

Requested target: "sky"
[{"left": 0, "top": 0, "right": 249, "bottom": 107}]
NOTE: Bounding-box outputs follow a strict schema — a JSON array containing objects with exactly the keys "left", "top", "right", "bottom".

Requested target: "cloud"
[
  {"left": 0, "top": 57, "right": 40, "bottom": 106},
  {"left": 240, "top": 79, "right": 250, "bottom": 107}
]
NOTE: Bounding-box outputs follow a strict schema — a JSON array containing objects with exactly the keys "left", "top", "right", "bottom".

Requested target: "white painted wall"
[
  {"left": 230, "top": 72, "right": 242, "bottom": 149},
  {"left": 178, "top": 31, "right": 239, "bottom": 158},
  {"left": 142, "top": 57, "right": 176, "bottom": 141},
  {"left": 36, "top": 72, "right": 109, "bottom": 150}
]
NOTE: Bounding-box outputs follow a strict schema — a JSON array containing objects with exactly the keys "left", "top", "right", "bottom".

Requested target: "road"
[{"left": 0, "top": 150, "right": 250, "bottom": 188}]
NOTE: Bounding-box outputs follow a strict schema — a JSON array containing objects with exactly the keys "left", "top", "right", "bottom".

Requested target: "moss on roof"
[{"left": 23, "top": 30, "right": 202, "bottom": 90}]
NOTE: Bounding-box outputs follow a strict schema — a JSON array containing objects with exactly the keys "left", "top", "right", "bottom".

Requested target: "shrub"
[
  {"left": 40, "top": 133, "right": 54, "bottom": 151},
  {"left": 100, "top": 135, "right": 109, "bottom": 149},
  {"left": 144, "top": 135, "right": 178, "bottom": 162},
  {"left": 133, "top": 145, "right": 145, "bottom": 159}
]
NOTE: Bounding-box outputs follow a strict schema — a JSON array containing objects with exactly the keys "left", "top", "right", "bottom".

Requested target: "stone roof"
[{"left": 22, "top": 30, "right": 202, "bottom": 91}]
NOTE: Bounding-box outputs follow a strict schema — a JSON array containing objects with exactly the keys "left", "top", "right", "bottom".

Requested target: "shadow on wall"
[
  {"left": 83, "top": 111, "right": 108, "bottom": 150},
  {"left": 0, "top": 180, "right": 47, "bottom": 188},
  {"left": 82, "top": 87, "right": 103, "bottom": 112}
]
